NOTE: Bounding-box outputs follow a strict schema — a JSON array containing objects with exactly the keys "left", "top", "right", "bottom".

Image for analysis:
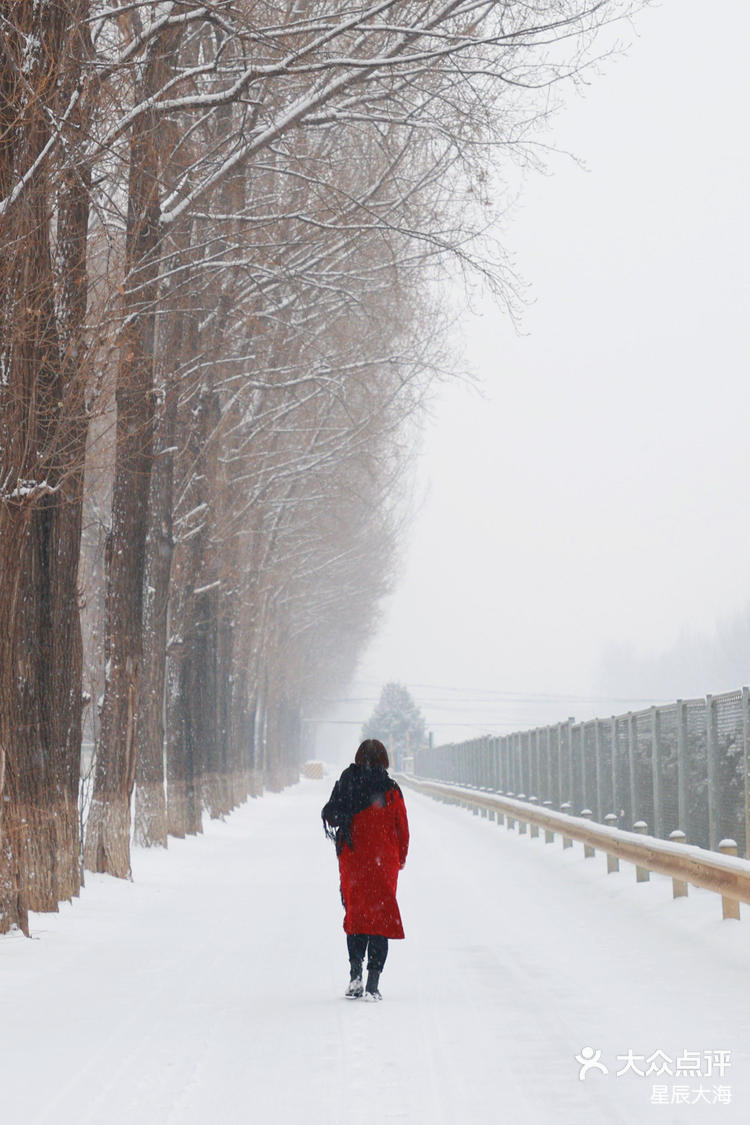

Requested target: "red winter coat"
[{"left": 336, "top": 785, "right": 409, "bottom": 939}]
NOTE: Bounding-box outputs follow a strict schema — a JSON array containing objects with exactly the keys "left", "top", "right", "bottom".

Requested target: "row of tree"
[{"left": 0, "top": 0, "right": 635, "bottom": 934}]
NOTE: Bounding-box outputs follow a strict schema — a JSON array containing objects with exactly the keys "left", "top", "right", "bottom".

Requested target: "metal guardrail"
[
  {"left": 415, "top": 687, "right": 750, "bottom": 858},
  {"left": 400, "top": 775, "right": 750, "bottom": 922}
]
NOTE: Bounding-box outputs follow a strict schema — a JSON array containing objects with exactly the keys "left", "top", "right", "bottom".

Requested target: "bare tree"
[
  {"left": 0, "top": 0, "right": 92, "bottom": 932},
  {"left": 0, "top": 1, "right": 640, "bottom": 924}
]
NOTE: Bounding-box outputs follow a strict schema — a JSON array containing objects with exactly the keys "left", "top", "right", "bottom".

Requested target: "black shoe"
[
  {"left": 364, "top": 969, "right": 382, "bottom": 1000},
  {"left": 345, "top": 975, "right": 363, "bottom": 998}
]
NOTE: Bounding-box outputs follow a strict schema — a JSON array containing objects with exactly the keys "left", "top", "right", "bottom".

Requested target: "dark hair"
[{"left": 355, "top": 739, "right": 389, "bottom": 769}]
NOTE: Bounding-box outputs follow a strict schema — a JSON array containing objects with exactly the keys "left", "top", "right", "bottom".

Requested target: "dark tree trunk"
[
  {"left": 185, "top": 385, "right": 223, "bottom": 818},
  {"left": 0, "top": 1, "right": 90, "bottom": 932},
  {"left": 133, "top": 372, "right": 177, "bottom": 848},
  {"left": 165, "top": 644, "right": 202, "bottom": 838},
  {"left": 217, "top": 610, "right": 233, "bottom": 809},
  {"left": 85, "top": 34, "right": 174, "bottom": 876}
]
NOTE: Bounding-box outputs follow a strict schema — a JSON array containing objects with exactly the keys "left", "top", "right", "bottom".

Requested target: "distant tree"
[{"left": 363, "top": 684, "right": 426, "bottom": 770}]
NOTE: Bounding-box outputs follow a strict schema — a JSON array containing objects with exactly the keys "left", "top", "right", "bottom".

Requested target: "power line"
[
  {"left": 322, "top": 692, "right": 667, "bottom": 706},
  {"left": 305, "top": 718, "right": 564, "bottom": 731}
]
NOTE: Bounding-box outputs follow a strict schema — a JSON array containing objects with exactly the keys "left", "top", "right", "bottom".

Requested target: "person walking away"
[{"left": 322, "top": 739, "right": 409, "bottom": 1000}]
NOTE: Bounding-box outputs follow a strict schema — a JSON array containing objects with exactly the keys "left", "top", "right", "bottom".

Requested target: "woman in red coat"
[{"left": 322, "top": 739, "right": 409, "bottom": 1000}]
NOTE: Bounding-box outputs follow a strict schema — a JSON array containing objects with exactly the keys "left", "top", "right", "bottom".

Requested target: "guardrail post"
[
  {"left": 529, "top": 796, "right": 539, "bottom": 837},
  {"left": 580, "top": 809, "right": 595, "bottom": 857},
  {"left": 604, "top": 813, "right": 619, "bottom": 871},
  {"left": 633, "top": 821, "right": 650, "bottom": 881},
  {"left": 560, "top": 801, "right": 573, "bottom": 848},
  {"left": 719, "top": 839, "right": 741, "bottom": 920},
  {"left": 669, "top": 829, "right": 688, "bottom": 898},
  {"left": 517, "top": 794, "right": 527, "bottom": 834},
  {"left": 543, "top": 800, "right": 554, "bottom": 843},
  {"left": 506, "top": 795, "right": 515, "bottom": 830}
]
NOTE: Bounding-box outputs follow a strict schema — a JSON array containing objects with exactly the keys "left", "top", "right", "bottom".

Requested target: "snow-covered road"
[{"left": 2, "top": 775, "right": 749, "bottom": 1124}]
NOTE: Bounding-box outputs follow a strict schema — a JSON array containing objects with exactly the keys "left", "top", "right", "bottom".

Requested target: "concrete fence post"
[
  {"left": 627, "top": 712, "right": 637, "bottom": 830},
  {"left": 566, "top": 718, "right": 575, "bottom": 807},
  {"left": 676, "top": 700, "right": 689, "bottom": 847},
  {"left": 742, "top": 688, "right": 750, "bottom": 859},
  {"left": 610, "top": 716, "right": 618, "bottom": 820},
  {"left": 594, "top": 720, "right": 603, "bottom": 823},
  {"left": 651, "top": 706, "right": 663, "bottom": 839},
  {"left": 546, "top": 727, "right": 553, "bottom": 807},
  {"left": 706, "top": 695, "right": 719, "bottom": 851}
]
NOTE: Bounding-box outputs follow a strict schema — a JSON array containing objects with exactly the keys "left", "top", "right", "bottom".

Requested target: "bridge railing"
[
  {"left": 400, "top": 775, "right": 750, "bottom": 922},
  {"left": 414, "top": 686, "right": 750, "bottom": 858}
]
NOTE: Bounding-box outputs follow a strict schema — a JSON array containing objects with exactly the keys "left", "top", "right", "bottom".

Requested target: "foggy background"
[{"left": 312, "top": 0, "right": 750, "bottom": 762}]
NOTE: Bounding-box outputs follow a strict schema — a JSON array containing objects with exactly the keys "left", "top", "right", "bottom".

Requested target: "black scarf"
[{"left": 321, "top": 763, "right": 398, "bottom": 855}]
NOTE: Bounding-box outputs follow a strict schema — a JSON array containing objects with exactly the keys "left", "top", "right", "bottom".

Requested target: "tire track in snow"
[
  {"left": 27, "top": 933, "right": 219, "bottom": 1125},
  {"left": 401, "top": 792, "right": 638, "bottom": 1125},
  {"left": 7, "top": 780, "right": 750, "bottom": 1125}
]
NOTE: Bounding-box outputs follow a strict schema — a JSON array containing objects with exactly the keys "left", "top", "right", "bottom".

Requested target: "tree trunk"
[
  {"left": 0, "top": 1, "right": 90, "bottom": 931},
  {"left": 85, "top": 36, "right": 173, "bottom": 876},
  {"left": 132, "top": 388, "right": 176, "bottom": 848},
  {"left": 165, "top": 645, "right": 202, "bottom": 837}
]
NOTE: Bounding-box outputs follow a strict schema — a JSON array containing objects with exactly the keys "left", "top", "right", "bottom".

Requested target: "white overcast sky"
[{"left": 314, "top": 0, "right": 750, "bottom": 759}]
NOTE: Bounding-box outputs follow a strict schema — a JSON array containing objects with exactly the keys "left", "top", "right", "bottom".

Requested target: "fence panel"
[
  {"left": 686, "top": 700, "right": 709, "bottom": 848},
  {"left": 656, "top": 703, "right": 679, "bottom": 838},
  {"left": 714, "top": 690, "right": 746, "bottom": 855},
  {"left": 413, "top": 683, "right": 750, "bottom": 858},
  {"left": 631, "top": 710, "right": 652, "bottom": 830}
]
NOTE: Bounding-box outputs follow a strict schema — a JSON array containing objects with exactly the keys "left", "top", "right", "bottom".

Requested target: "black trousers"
[{"left": 347, "top": 933, "right": 388, "bottom": 975}]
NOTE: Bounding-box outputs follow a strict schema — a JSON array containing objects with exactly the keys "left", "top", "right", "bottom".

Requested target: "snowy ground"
[{"left": 2, "top": 775, "right": 750, "bottom": 1125}]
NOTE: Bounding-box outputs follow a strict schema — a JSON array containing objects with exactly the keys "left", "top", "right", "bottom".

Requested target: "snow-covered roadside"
[{"left": 2, "top": 776, "right": 749, "bottom": 1124}]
